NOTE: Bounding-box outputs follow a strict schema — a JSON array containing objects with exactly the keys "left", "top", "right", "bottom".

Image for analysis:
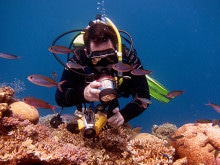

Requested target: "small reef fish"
[
  {"left": 196, "top": 119, "right": 220, "bottom": 126},
  {"left": 166, "top": 90, "right": 184, "bottom": 98},
  {"left": 66, "top": 61, "right": 86, "bottom": 70},
  {"left": 51, "top": 71, "right": 57, "bottom": 79},
  {"left": 131, "top": 69, "right": 152, "bottom": 76},
  {"left": 27, "top": 74, "right": 66, "bottom": 92},
  {"left": 0, "top": 53, "right": 21, "bottom": 60},
  {"left": 205, "top": 100, "right": 220, "bottom": 114},
  {"left": 112, "top": 63, "right": 133, "bottom": 72},
  {"left": 48, "top": 45, "right": 73, "bottom": 54},
  {"left": 132, "top": 127, "right": 142, "bottom": 133},
  {"left": 23, "top": 97, "right": 58, "bottom": 113}
]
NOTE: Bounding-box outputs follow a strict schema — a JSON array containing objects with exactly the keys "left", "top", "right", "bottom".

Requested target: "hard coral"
[
  {"left": 127, "top": 133, "right": 175, "bottom": 164},
  {"left": 0, "top": 86, "right": 16, "bottom": 104},
  {"left": 170, "top": 123, "right": 220, "bottom": 165},
  {"left": 0, "top": 103, "right": 10, "bottom": 118},
  {"left": 0, "top": 114, "right": 179, "bottom": 165},
  {"left": 152, "top": 122, "right": 177, "bottom": 140},
  {"left": 10, "top": 101, "right": 39, "bottom": 124},
  {"left": 0, "top": 86, "right": 17, "bottom": 120}
]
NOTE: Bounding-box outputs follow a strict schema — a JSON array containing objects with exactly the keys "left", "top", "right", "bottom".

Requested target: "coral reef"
[
  {"left": 0, "top": 86, "right": 39, "bottom": 124},
  {"left": 1, "top": 84, "right": 220, "bottom": 165},
  {"left": 0, "top": 114, "right": 178, "bottom": 165},
  {"left": 0, "top": 86, "right": 16, "bottom": 119},
  {"left": 0, "top": 103, "right": 9, "bottom": 118},
  {"left": 170, "top": 123, "right": 220, "bottom": 165},
  {"left": 0, "top": 86, "right": 15, "bottom": 104}
]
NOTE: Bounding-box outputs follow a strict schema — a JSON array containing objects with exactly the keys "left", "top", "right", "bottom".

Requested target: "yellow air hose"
[
  {"left": 104, "top": 17, "right": 123, "bottom": 78},
  {"left": 104, "top": 17, "right": 122, "bottom": 61}
]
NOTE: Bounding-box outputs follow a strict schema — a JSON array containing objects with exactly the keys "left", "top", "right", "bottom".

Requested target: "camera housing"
[
  {"left": 98, "top": 75, "right": 117, "bottom": 103},
  {"left": 77, "top": 109, "right": 107, "bottom": 138}
]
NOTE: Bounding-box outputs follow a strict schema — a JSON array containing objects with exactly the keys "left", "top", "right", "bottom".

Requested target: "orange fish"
[
  {"left": 166, "top": 90, "right": 184, "bottom": 98},
  {"left": 0, "top": 53, "right": 21, "bottom": 59},
  {"left": 205, "top": 100, "right": 220, "bottom": 114},
  {"left": 132, "top": 127, "right": 142, "bottom": 133},
  {"left": 48, "top": 45, "right": 73, "bottom": 54},
  {"left": 27, "top": 74, "right": 66, "bottom": 92},
  {"left": 23, "top": 97, "right": 58, "bottom": 113}
]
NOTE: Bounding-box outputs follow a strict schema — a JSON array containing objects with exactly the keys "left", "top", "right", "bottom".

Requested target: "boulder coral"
[
  {"left": 152, "top": 122, "right": 177, "bottom": 140},
  {"left": 170, "top": 123, "right": 220, "bottom": 165},
  {"left": 0, "top": 86, "right": 39, "bottom": 124},
  {"left": 10, "top": 101, "right": 39, "bottom": 124}
]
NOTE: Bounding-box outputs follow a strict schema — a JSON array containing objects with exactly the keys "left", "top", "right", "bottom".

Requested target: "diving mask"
[{"left": 90, "top": 48, "right": 117, "bottom": 65}]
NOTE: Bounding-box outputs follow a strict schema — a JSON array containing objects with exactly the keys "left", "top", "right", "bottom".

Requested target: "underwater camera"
[
  {"left": 98, "top": 75, "right": 117, "bottom": 104},
  {"left": 77, "top": 109, "right": 107, "bottom": 138}
]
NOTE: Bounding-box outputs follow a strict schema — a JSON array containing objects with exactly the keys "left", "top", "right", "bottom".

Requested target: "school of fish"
[{"left": 1, "top": 45, "right": 220, "bottom": 124}]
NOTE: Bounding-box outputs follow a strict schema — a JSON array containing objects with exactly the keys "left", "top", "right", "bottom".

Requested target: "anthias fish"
[
  {"left": 196, "top": 119, "right": 220, "bottom": 126},
  {"left": 66, "top": 61, "right": 85, "bottom": 70},
  {"left": 112, "top": 63, "right": 133, "bottom": 72},
  {"left": 131, "top": 69, "right": 152, "bottom": 76},
  {"left": 27, "top": 74, "right": 66, "bottom": 92},
  {"left": 205, "top": 100, "right": 220, "bottom": 114},
  {"left": 0, "top": 53, "right": 21, "bottom": 59},
  {"left": 23, "top": 97, "right": 58, "bottom": 113},
  {"left": 48, "top": 45, "right": 73, "bottom": 54},
  {"left": 166, "top": 90, "right": 184, "bottom": 98}
]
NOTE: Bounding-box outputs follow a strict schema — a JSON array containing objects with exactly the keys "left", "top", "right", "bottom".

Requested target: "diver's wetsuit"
[{"left": 55, "top": 45, "right": 150, "bottom": 122}]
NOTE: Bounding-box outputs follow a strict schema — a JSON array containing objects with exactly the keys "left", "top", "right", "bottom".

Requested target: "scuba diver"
[{"left": 53, "top": 14, "right": 152, "bottom": 138}]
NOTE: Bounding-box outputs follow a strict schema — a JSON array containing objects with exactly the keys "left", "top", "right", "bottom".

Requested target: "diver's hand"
[
  {"left": 84, "top": 81, "right": 102, "bottom": 102},
  {"left": 107, "top": 107, "right": 124, "bottom": 128}
]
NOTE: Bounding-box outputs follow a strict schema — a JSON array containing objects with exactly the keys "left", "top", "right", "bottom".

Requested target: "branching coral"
[
  {"left": 0, "top": 86, "right": 15, "bottom": 103},
  {"left": 0, "top": 86, "right": 15, "bottom": 120},
  {"left": 0, "top": 103, "right": 10, "bottom": 118},
  {"left": 127, "top": 133, "right": 175, "bottom": 164}
]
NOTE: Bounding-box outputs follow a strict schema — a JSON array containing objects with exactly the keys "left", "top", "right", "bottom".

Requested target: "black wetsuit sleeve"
[
  {"left": 55, "top": 68, "right": 88, "bottom": 107},
  {"left": 119, "top": 47, "right": 151, "bottom": 122},
  {"left": 120, "top": 74, "right": 150, "bottom": 122}
]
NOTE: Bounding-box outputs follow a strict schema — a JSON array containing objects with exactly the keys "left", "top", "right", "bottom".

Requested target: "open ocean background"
[{"left": 1, "top": 0, "right": 220, "bottom": 133}]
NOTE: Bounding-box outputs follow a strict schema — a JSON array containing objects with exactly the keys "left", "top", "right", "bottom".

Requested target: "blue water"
[{"left": 1, "top": 0, "right": 220, "bottom": 132}]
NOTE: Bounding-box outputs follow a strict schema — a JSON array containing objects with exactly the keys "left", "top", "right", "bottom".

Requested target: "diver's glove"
[{"left": 107, "top": 107, "right": 124, "bottom": 128}]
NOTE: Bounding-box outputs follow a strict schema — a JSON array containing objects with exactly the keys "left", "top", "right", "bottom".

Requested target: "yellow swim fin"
[{"left": 146, "top": 75, "right": 170, "bottom": 103}]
